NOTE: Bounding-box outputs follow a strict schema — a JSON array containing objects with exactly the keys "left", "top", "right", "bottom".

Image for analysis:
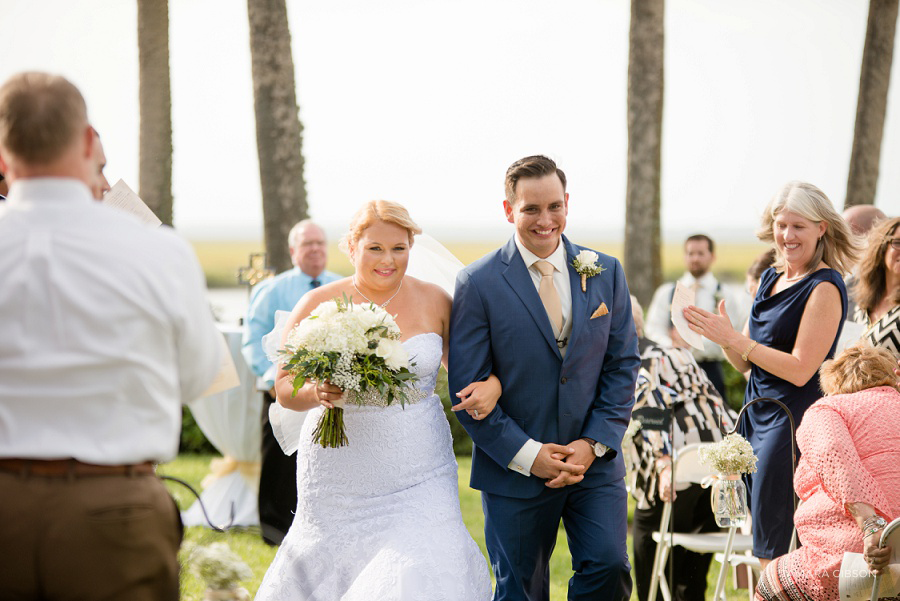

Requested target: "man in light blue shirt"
[{"left": 242, "top": 219, "right": 341, "bottom": 545}]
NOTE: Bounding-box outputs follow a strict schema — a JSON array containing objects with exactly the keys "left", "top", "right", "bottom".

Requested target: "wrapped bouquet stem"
[{"left": 278, "top": 295, "right": 420, "bottom": 448}]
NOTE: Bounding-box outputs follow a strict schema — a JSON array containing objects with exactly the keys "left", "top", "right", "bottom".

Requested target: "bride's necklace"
[{"left": 352, "top": 277, "right": 403, "bottom": 308}]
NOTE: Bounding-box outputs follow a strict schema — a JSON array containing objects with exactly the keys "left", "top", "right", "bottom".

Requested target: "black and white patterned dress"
[
  {"left": 624, "top": 338, "right": 737, "bottom": 510},
  {"left": 854, "top": 304, "right": 900, "bottom": 359}
]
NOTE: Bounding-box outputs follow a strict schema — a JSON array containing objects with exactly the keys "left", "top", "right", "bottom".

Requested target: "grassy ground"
[
  {"left": 159, "top": 454, "right": 746, "bottom": 600},
  {"left": 191, "top": 239, "right": 769, "bottom": 288}
]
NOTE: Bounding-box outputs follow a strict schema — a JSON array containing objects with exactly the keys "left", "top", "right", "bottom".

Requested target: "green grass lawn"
[{"left": 159, "top": 454, "right": 747, "bottom": 600}]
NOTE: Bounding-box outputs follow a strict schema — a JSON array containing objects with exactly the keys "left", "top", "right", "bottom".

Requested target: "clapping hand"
[{"left": 683, "top": 299, "right": 734, "bottom": 347}]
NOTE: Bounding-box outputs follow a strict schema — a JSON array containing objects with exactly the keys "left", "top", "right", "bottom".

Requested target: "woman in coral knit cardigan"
[{"left": 756, "top": 344, "right": 900, "bottom": 601}]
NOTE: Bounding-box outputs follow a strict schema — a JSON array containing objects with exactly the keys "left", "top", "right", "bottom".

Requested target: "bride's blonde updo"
[{"left": 339, "top": 200, "right": 422, "bottom": 256}]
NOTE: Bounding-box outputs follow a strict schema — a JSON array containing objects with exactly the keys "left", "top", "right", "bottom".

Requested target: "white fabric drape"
[{"left": 182, "top": 324, "right": 262, "bottom": 528}]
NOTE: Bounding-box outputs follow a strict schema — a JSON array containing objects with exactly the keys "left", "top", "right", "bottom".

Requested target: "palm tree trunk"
[
  {"left": 247, "top": 0, "right": 307, "bottom": 273},
  {"left": 846, "top": 0, "right": 899, "bottom": 208},
  {"left": 137, "top": 0, "right": 173, "bottom": 226},
  {"left": 625, "top": 0, "right": 665, "bottom": 306}
]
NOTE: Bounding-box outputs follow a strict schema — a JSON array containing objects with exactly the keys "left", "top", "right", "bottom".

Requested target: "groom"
[{"left": 449, "top": 155, "right": 639, "bottom": 600}]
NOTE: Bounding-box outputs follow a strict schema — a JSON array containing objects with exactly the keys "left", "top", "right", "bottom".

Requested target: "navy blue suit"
[{"left": 449, "top": 235, "right": 639, "bottom": 601}]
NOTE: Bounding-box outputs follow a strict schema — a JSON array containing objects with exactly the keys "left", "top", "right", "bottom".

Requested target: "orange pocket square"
[{"left": 590, "top": 302, "right": 609, "bottom": 319}]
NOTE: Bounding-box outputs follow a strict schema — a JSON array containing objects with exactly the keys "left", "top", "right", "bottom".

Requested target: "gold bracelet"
[{"left": 741, "top": 340, "right": 759, "bottom": 362}]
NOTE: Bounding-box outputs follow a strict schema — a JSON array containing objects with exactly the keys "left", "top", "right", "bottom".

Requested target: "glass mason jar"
[{"left": 710, "top": 474, "right": 748, "bottom": 528}]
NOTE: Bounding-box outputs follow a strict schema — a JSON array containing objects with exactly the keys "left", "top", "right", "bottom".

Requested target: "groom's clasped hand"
[{"left": 538, "top": 440, "right": 592, "bottom": 488}]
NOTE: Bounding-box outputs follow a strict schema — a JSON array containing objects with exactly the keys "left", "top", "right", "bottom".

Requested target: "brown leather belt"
[{"left": 0, "top": 458, "right": 155, "bottom": 478}]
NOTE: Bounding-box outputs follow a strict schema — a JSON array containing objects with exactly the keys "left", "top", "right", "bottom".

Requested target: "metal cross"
[{"left": 237, "top": 252, "right": 274, "bottom": 289}]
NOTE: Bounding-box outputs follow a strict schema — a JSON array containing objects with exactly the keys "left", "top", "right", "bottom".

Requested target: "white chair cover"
[{"left": 182, "top": 324, "right": 262, "bottom": 528}]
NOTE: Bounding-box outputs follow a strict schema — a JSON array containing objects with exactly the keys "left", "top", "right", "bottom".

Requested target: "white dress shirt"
[
  {"left": 507, "top": 237, "right": 572, "bottom": 477},
  {"left": 0, "top": 178, "right": 223, "bottom": 464},
  {"left": 644, "top": 271, "right": 747, "bottom": 362}
]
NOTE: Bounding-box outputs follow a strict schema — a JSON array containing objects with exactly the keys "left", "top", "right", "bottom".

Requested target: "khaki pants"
[{"left": 0, "top": 470, "right": 182, "bottom": 600}]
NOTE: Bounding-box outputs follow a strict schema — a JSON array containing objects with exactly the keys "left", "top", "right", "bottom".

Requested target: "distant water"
[{"left": 208, "top": 287, "right": 249, "bottom": 327}]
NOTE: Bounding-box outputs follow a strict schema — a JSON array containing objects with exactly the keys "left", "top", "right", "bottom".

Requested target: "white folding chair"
[
  {"left": 647, "top": 443, "right": 754, "bottom": 601},
  {"left": 869, "top": 517, "right": 900, "bottom": 601}
]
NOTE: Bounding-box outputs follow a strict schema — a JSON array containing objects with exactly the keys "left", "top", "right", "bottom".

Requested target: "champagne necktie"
[{"left": 535, "top": 260, "right": 563, "bottom": 333}]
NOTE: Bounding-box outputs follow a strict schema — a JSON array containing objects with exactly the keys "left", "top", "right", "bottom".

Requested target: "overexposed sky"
[{"left": 1, "top": 0, "right": 899, "bottom": 244}]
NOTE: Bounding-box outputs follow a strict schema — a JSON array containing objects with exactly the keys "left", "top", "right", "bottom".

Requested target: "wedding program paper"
[
  {"left": 838, "top": 551, "right": 900, "bottom": 601},
  {"left": 670, "top": 281, "right": 706, "bottom": 351},
  {"left": 102, "top": 179, "right": 162, "bottom": 226}
]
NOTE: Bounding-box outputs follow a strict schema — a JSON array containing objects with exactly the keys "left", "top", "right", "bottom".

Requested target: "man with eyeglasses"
[{"left": 241, "top": 219, "right": 341, "bottom": 545}]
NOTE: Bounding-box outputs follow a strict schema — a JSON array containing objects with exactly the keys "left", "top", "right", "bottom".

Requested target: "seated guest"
[
  {"left": 851, "top": 217, "right": 900, "bottom": 358},
  {"left": 626, "top": 296, "right": 736, "bottom": 601},
  {"left": 756, "top": 344, "right": 900, "bottom": 601}
]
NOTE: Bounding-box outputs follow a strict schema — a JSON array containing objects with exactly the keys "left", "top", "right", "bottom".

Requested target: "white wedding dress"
[{"left": 255, "top": 332, "right": 492, "bottom": 601}]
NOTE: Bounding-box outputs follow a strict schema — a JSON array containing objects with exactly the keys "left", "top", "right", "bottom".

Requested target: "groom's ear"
[{"left": 503, "top": 199, "right": 515, "bottom": 223}]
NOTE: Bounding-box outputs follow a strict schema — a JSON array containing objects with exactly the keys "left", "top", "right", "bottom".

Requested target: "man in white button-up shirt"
[
  {"left": 645, "top": 234, "right": 747, "bottom": 398},
  {"left": 0, "top": 72, "right": 222, "bottom": 600}
]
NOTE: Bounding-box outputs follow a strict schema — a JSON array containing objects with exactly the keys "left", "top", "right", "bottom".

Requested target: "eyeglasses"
[{"left": 886, "top": 238, "right": 900, "bottom": 250}]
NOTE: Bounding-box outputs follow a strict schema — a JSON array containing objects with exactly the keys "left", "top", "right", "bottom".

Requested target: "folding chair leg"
[
  {"left": 648, "top": 502, "right": 673, "bottom": 601},
  {"left": 713, "top": 526, "right": 738, "bottom": 601},
  {"left": 870, "top": 574, "right": 882, "bottom": 601}
]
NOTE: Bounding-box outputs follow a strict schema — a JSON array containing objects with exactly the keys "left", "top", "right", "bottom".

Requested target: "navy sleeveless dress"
[{"left": 741, "top": 267, "right": 847, "bottom": 559}]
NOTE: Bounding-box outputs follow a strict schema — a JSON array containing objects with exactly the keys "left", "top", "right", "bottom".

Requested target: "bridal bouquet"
[{"left": 279, "top": 295, "right": 419, "bottom": 448}]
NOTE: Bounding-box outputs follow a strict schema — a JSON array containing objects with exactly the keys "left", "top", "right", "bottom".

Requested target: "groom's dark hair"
[{"left": 504, "top": 155, "right": 567, "bottom": 203}]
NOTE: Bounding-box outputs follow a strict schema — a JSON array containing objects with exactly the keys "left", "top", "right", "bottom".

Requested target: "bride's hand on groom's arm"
[
  {"left": 532, "top": 444, "right": 585, "bottom": 488},
  {"left": 451, "top": 374, "right": 502, "bottom": 420}
]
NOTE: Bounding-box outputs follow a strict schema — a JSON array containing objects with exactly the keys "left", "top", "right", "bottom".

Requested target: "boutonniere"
[{"left": 572, "top": 250, "right": 606, "bottom": 292}]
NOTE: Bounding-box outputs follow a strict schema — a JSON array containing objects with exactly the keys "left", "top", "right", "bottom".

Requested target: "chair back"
[{"left": 673, "top": 442, "right": 714, "bottom": 486}]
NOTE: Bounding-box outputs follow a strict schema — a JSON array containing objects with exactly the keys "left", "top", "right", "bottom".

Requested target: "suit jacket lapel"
[
  {"left": 500, "top": 237, "right": 562, "bottom": 359},
  {"left": 563, "top": 236, "right": 587, "bottom": 356}
]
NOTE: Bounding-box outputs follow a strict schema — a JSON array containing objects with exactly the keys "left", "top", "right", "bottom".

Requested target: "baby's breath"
[
  {"left": 188, "top": 542, "right": 253, "bottom": 591},
  {"left": 698, "top": 433, "right": 758, "bottom": 475}
]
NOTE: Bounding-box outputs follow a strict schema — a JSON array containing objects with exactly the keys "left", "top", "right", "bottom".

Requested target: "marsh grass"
[{"left": 191, "top": 239, "right": 768, "bottom": 288}]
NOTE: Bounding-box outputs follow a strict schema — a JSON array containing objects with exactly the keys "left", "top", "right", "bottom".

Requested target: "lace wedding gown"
[{"left": 256, "top": 332, "right": 492, "bottom": 601}]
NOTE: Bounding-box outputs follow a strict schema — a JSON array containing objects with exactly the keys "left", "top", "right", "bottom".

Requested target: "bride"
[{"left": 255, "top": 200, "right": 495, "bottom": 601}]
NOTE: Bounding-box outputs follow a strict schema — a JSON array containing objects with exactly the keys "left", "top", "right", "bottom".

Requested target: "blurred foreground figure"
[{"left": 0, "top": 72, "right": 222, "bottom": 601}]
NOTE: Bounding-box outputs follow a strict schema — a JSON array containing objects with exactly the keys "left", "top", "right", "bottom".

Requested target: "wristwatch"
[{"left": 581, "top": 437, "right": 609, "bottom": 458}]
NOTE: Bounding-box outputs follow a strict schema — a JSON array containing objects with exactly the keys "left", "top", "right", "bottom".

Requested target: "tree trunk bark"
[
  {"left": 137, "top": 0, "right": 173, "bottom": 226},
  {"left": 846, "top": 0, "right": 899, "bottom": 208},
  {"left": 247, "top": 0, "right": 307, "bottom": 273},
  {"left": 625, "top": 0, "right": 665, "bottom": 307}
]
